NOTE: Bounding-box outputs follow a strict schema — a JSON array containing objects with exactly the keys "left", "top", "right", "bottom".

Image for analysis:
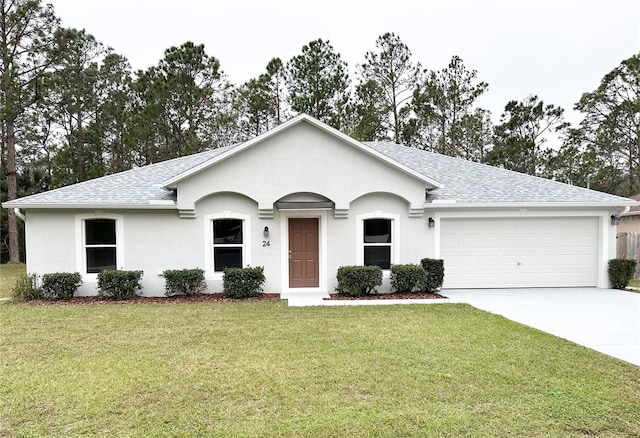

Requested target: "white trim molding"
[
  {"left": 203, "top": 212, "right": 252, "bottom": 280},
  {"left": 356, "top": 210, "right": 401, "bottom": 278},
  {"left": 280, "top": 210, "right": 328, "bottom": 294},
  {"left": 74, "top": 212, "right": 125, "bottom": 283}
]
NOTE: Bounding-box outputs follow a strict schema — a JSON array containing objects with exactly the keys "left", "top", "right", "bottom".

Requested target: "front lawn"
[
  {"left": 0, "top": 263, "right": 25, "bottom": 298},
  {"left": 628, "top": 279, "right": 640, "bottom": 288},
  {"left": 1, "top": 301, "right": 639, "bottom": 437}
]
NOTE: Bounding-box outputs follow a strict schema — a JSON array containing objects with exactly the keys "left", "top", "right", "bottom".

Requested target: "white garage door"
[{"left": 440, "top": 217, "right": 599, "bottom": 288}]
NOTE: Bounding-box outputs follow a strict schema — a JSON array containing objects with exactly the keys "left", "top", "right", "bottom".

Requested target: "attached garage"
[{"left": 440, "top": 216, "right": 600, "bottom": 288}]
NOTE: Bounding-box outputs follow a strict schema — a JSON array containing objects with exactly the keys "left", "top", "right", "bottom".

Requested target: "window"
[
  {"left": 213, "top": 219, "right": 244, "bottom": 271},
  {"left": 85, "top": 219, "right": 117, "bottom": 273},
  {"left": 364, "top": 218, "right": 392, "bottom": 269}
]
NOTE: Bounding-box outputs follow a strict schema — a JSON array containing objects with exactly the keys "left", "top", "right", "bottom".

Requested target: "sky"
[{"left": 47, "top": 0, "right": 639, "bottom": 131}]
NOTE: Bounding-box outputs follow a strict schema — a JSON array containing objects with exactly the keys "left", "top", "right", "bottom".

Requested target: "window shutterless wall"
[
  {"left": 74, "top": 212, "right": 124, "bottom": 283},
  {"left": 355, "top": 211, "right": 400, "bottom": 278},
  {"left": 203, "top": 212, "right": 252, "bottom": 281}
]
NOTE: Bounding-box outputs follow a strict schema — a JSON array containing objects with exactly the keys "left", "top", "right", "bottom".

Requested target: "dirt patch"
[
  {"left": 28, "top": 293, "right": 281, "bottom": 305},
  {"left": 327, "top": 292, "right": 445, "bottom": 300}
]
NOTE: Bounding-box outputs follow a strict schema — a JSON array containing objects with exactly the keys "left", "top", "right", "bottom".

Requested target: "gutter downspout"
[
  {"left": 618, "top": 206, "right": 631, "bottom": 217},
  {"left": 13, "top": 208, "right": 25, "bottom": 222}
]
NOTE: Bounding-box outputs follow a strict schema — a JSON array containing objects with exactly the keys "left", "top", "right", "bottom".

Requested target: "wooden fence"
[{"left": 616, "top": 232, "right": 640, "bottom": 278}]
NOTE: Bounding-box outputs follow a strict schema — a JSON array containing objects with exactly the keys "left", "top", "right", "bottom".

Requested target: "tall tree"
[
  {"left": 484, "top": 95, "right": 567, "bottom": 176},
  {"left": 285, "top": 38, "right": 350, "bottom": 129},
  {"left": 409, "top": 55, "right": 489, "bottom": 156},
  {"left": 572, "top": 54, "right": 640, "bottom": 195},
  {"left": 456, "top": 108, "right": 493, "bottom": 162},
  {"left": 49, "top": 28, "right": 105, "bottom": 184},
  {"left": 357, "top": 32, "right": 419, "bottom": 143},
  {"left": 266, "top": 57, "right": 287, "bottom": 125},
  {"left": 131, "top": 42, "right": 235, "bottom": 164},
  {"left": 93, "top": 53, "right": 135, "bottom": 174},
  {"left": 350, "top": 78, "right": 387, "bottom": 141},
  {"left": 0, "top": 0, "right": 62, "bottom": 262},
  {"left": 539, "top": 134, "right": 597, "bottom": 188},
  {"left": 236, "top": 73, "right": 273, "bottom": 138}
]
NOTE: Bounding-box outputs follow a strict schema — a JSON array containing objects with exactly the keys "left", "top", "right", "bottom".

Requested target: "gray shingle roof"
[
  {"left": 366, "top": 141, "right": 632, "bottom": 204},
  {"left": 3, "top": 138, "right": 633, "bottom": 208},
  {"left": 3, "top": 146, "right": 234, "bottom": 207}
]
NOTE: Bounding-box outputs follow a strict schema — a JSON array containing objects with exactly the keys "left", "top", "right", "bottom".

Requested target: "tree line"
[{"left": 1, "top": 0, "right": 639, "bottom": 262}]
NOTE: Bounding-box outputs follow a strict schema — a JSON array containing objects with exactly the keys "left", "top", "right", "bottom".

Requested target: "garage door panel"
[
  {"left": 460, "top": 237, "right": 479, "bottom": 248},
  {"left": 479, "top": 255, "right": 499, "bottom": 266},
  {"left": 441, "top": 217, "right": 598, "bottom": 288},
  {"left": 479, "top": 236, "right": 499, "bottom": 248},
  {"left": 499, "top": 236, "right": 519, "bottom": 248},
  {"left": 461, "top": 255, "right": 480, "bottom": 266}
]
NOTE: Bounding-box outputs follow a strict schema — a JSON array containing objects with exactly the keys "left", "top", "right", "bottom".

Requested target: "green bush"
[
  {"left": 390, "top": 264, "right": 426, "bottom": 293},
  {"left": 40, "top": 272, "right": 82, "bottom": 300},
  {"left": 336, "top": 266, "right": 383, "bottom": 297},
  {"left": 608, "top": 258, "right": 637, "bottom": 289},
  {"left": 421, "top": 258, "right": 445, "bottom": 293},
  {"left": 11, "top": 273, "right": 40, "bottom": 302},
  {"left": 222, "top": 266, "right": 265, "bottom": 299},
  {"left": 97, "top": 270, "right": 143, "bottom": 300},
  {"left": 163, "top": 268, "right": 206, "bottom": 296}
]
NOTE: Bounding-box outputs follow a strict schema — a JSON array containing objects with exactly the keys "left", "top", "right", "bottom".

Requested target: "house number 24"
[{"left": 262, "top": 240, "right": 270, "bottom": 247}]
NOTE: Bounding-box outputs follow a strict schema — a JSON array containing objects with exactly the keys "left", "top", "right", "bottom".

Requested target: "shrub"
[
  {"left": 11, "top": 273, "right": 40, "bottom": 302},
  {"left": 223, "top": 266, "right": 265, "bottom": 299},
  {"left": 163, "top": 268, "right": 206, "bottom": 296},
  {"left": 40, "top": 272, "right": 82, "bottom": 300},
  {"left": 608, "top": 259, "right": 637, "bottom": 289},
  {"left": 97, "top": 270, "right": 143, "bottom": 300},
  {"left": 390, "top": 264, "right": 426, "bottom": 293},
  {"left": 335, "top": 266, "right": 383, "bottom": 297},
  {"left": 421, "top": 258, "right": 445, "bottom": 293}
]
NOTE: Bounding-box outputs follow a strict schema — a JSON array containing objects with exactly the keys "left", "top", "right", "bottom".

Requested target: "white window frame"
[
  {"left": 75, "top": 213, "right": 125, "bottom": 282},
  {"left": 356, "top": 211, "right": 400, "bottom": 278},
  {"left": 204, "top": 212, "right": 251, "bottom": 280}
]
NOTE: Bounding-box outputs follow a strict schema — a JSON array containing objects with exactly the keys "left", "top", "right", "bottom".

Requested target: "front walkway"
[{"left": 284, "top": 288, "right": 640, "bottom": 366}]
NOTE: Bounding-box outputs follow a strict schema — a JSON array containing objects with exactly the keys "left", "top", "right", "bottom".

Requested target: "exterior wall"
[
  {"left": 347, "top": 193, "right": 435, "bottom": 292},
  {"left": 175, "top": 122, "right": 428, "bottom": 215},
  {"left": 23, "top": 191, "right": 436, "bottom": 296},
  {"left": 617, "top": 216, "right": 640, "bottom": 233},
  {"left": 26, "top": 209, "right": 200, "bottom": 296},
  {"left": 25, "top": 210, "right": 77, "bottom": 275}
]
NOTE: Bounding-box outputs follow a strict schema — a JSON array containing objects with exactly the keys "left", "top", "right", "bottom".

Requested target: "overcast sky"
[{"left": 48, "top": 0, "right": 638, "bottom": 129}]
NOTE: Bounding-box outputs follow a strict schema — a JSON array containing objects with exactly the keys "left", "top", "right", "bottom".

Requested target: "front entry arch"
[{"left": 288, "top": 218, "right": 319, "bottom": 288}]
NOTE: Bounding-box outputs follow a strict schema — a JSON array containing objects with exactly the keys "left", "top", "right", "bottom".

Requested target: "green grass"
[
  {"left": 627, "top": 279, "right": 640, "bottom": 288},
  {"left": 0, "top": 263, "right": 26, "bottom": 298},
  {"left": 1, "top": 301, "right": 639, "bottom": 437}
]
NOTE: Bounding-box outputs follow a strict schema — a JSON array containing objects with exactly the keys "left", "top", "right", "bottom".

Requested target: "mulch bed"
[
  {"left": 25, "top": 291, "right": 446, "bottom": 305},
  {"left": 28, "top": 293, "right": 281, "bottom": 305},
  {"left": 327, "top": 292, "right": 445, "bottom": 300}
]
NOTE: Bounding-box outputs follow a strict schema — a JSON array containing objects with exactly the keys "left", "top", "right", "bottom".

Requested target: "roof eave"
[
  {"left": 2, "top": 202, "right": 178, "bottom": 210},
  {"left": 423, "top": 201, "right": 638, "bottom": 209}
]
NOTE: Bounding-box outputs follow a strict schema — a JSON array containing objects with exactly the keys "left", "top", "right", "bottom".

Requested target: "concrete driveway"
[{"left": 443, "top": 288, "right": 640, "bottom": 367}]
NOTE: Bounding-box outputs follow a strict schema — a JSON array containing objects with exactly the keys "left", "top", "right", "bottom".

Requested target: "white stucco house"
[{"left": 3, "top": 114, "right": 636, "bottom": 297}]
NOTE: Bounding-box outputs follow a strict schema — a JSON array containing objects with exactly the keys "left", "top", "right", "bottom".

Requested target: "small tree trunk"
[
  {"left": 5, "top": 118, "right": 20, "bottom": 263},
  {"left": 76, "top": 113, "right": 85, "bottom": 181}
]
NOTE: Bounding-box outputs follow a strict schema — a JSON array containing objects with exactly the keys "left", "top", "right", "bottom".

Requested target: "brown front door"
[{"left": 289, "top": 218, "right": 319, "bottom": 288}]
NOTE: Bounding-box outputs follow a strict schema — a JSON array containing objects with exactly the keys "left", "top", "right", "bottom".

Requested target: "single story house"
[{"left": 3, "top": 114, "right": 636, "bottom": 297}]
